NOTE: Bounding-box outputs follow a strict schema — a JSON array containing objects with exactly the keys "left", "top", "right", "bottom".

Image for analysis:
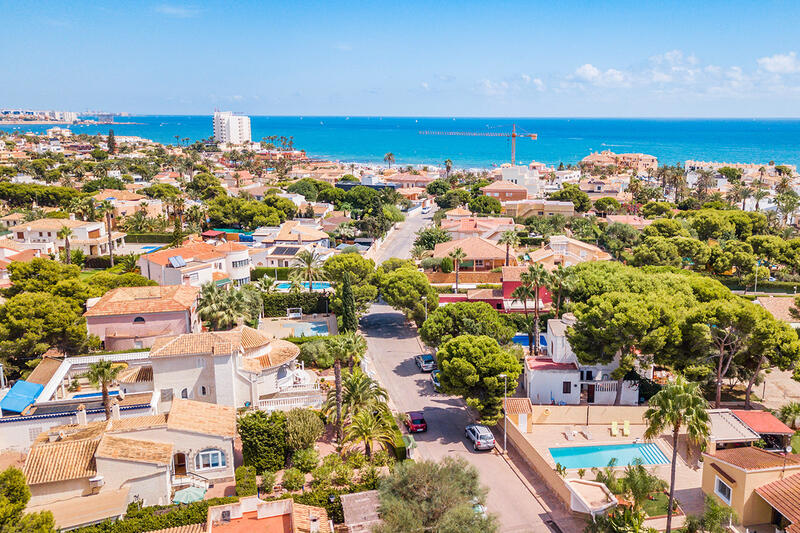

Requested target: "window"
[
  {"left": 133, "top": 316, "right": 146, "bottom": 324},
  {"left": 714, "top": 477, "right": 732, "bottom": 504},
  {"left": 196, "top": 358, "right": 206, "bottom": 369},
  {"left": 160, "top": 389, "right": 173, "bottom": 402},
  {"left": 200, "top": 386, "right": 207, "bottom": 396},
  {"left": 181, "top": 388, "right": 189, "bottom": 399},
  {"left": 195, "top": 449, "right": 226, "bottom": 470},
  {"left": 562, "top": 382, "right": 571, "bottom": 394},
  {"left": 232, "top": 259, "right": 249, "bottom": 268}
]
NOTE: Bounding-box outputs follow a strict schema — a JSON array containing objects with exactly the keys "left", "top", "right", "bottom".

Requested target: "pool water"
[
  {"left": 276, "top": 281, "right": 332, "bottom": 290},
  {"left": 286, "top": 321, "right": 329, "bottom": 337},
  {"left": 549, "top": 443, "right": 669, "bottom": 469},
  {"left": 512, "top": 334, "right": 548, "bottom": 348},
  {"left": 74, "top": 390, "right": 120, "bottom": 399}
]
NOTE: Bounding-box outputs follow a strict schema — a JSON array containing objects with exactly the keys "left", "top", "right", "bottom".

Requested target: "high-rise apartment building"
[{"left": 213, "top": 111, "right": 251, "bottom": 144}]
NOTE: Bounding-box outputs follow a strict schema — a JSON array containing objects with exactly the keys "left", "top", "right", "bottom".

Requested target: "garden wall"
[
  {"left": 425, "top": 271, "right": 502, "bottom": 284},
  {"left": 526, "top": 404, "right": 649, "bottom": 426}
]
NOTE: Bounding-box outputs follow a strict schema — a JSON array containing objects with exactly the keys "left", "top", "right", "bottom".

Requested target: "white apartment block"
[
  {"left": 9, "top": 218, "right": 126, "bottom": 257},
  {"left": 213, "top": 111, "right": 251, "bottom": 144}
]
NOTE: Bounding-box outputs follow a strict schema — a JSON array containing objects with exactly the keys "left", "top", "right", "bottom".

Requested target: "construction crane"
[{"left": 418, "top": 123, "right": 537, "bottom": 166}]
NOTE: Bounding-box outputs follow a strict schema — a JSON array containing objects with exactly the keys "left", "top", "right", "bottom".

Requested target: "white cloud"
[
  {"left": 757, "top": 52, "right": 800, "bottom": 74},
  {"left": 573, "top": 64, "right": 629, "bottom": 87},
  {"left": 521, "top": 74, "right": 531, "bottom": 83},
  {"left": 420, "top": 82, "right": 430, "bottom": 91},
  {"left": 478, "top": 79, "right": 510, "bottom": 96},
  {"left": 533, "top": 78, "right": 545, "bottom": 91},
  {"left": 154, "top": 4, "right": 199, "bottom": 18}
]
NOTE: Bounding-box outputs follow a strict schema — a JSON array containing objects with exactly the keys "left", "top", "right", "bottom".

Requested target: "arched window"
[
  {"left": 195, "top": 449, "right": 226, "bottom": 470},
  {"left": 181, "top": 388, "right": 188, "bottom": 399},
  {"left": 133, "top": 316, "right": 146, "bottom": 324},
  {"left": 200, "top": 386, "right": 207, "bottom": 396}
]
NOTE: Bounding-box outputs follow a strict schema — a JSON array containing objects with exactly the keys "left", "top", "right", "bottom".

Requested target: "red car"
[{"left": 404, "top": 411, "right": 427, "bottom": 433}]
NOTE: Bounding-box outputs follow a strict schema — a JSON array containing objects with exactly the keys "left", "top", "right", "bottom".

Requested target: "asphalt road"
[
  {"left": 361, "top": 304, "right": 558, "bottom": 533},
  {"left": 373, "top": 207, "right": 433, "bottom": 264}
]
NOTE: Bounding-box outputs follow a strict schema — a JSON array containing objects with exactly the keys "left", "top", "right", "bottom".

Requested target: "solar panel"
[
  {"left": 168, "top": 256, "right": 186, "bottom": 268},
  {"left": 273, "top": 246, "right": 300, "bottom": 256}
]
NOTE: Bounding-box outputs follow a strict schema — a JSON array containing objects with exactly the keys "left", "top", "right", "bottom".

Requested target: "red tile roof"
[
  {"left": 755, "top": 472, "right": 800, "bottom": 527},
  {"left": 710, "top": 446, "right": 800, "bottom": 471},
  {"left": 732, "top": 410, "right": 795, "bottom": 436},
  {"left": 84, "top": 285, "right": 200, "bottom": 317}
]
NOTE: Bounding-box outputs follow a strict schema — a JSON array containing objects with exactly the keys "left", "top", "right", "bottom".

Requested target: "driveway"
[
  {"left": 361, "top": 303, "right": 574, "bottom": 532},
  {"left": 374, "top": 207, "right": 433, "bottom": 264}
]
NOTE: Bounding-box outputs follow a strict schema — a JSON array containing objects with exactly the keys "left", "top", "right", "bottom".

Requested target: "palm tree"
[
  {"left": 777, "top": 401, "right": 800, "bottom": 430},
  {"left": 118, "top": 253, "right": 139, "bottom": 273},
  {"left": 197, "top": 283, "right": 246, "bottom": 330},
  {"left": 546, "top": 265, "right": 571, "bottom": 319},
  {"left": 444, "top": 159, "right": 453, "bottom": 179},
  {"left": 621, "top": 459, "right": 668, "bottom": 512},
  {"left": 753, "top": 188, "right": 769, "bottom": 211},
  {"left": 694, "top": 169, "right": 715, "bottom": 201},
  {"left": 344, "top": 410, "right": 395, "bottom": 459},
  {"left": 69, "top": 196, "right": 96, "bottom": 221},
  {"left": 644, "top": 376, "right": 710, "bottom": 533},
  {"left": 523, "top": 264, "right": 549, "bottom": 355},
  {"left": 383, "top": 152, "right": 395, "bottom": 169},
  {"left": 256, "top": 276, "right": 277, "bottom": 294},
  {"left": 739, "top": 185, "right": 753, "bottom": 210},
  {"left": 85, "top": 360, "right": 122, "bottom": 420},
  {"left": 449, "top": 247, "right": 466, "bottom": 292},
  {"left": 411, "top": 245, "right": 431, "bottom": 261},
  {"left": 96, "top": 200, "right": 115, "bottom": 266},
  {"left": 511, "top": 281, "right": 536, "bottom": 357},
  {"left": 57, "top": 225, "right": 74, "bottom": 265},
  {"left": 325, "top": 333, "right": 368, "bottom": 442},
  {"left": 324, "top": 367, "right": 387, "bottom": 423},
  {"left": 498, "top": 230, "right": 520, "bottom": 267},
  {"left": 290, "top": 249, "right": 326, "bottom": 293}
]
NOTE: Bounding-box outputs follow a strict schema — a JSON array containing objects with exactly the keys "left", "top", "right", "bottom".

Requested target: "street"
[
  {"left": 361, "top": 304, "right": 564, "bottom": 533},
  {"left": 373, "top": 206, "right": 433, "bottom": 264}
]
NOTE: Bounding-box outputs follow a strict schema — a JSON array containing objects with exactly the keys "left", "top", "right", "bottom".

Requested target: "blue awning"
[{"left": 0, "top": 380, "right": 44, "bottom": 413}]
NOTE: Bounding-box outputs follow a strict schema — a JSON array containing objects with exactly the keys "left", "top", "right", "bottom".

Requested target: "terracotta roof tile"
[
  {"left": 9, "top": 218, "right": 95, "bottom": 232},
  {"left": 84, "top": 285, "right": 199, "bottom": 317},
  {"left": 526, "top": 357, "right": 578, "bottom": 371},
  {"left": 293, "top": 502, "right": 332, "bottom": 533},
  {"left": 732, "top": 410, "right": 795, "bottom": 436},
  {"left": 26, "top": 356, "right": 63, "bottom": 385},
  {"left": 143, "top": 525, "right": 206, "bottom": 533},
  {"left": 755, "top": 471, "right": 800, "bottom": 526},
  {"left": 24, "top": 438, "right": 98, "bottom": 484},
  {"left": 482, "top": 180, "right": 528, "bottom": 192},
  {"left": 96, "top": 434, "right": 172, "bottom": 465},
  {"left": 709, "top": 446, "right": 800, "bottom": 471},
  {"left": 109, "top": 414, "right": 168, "bottom": 432},
  {"left": 433, "top": 237, "right": 508, "bottom": 260},
  {"left": 150, "top": 326, "right": 273, "bottom": 358},
  {"left": 143, "top": 242, "right": 226, "bottom": 267},
  {"left": 117, "top": 365, "right": 153, "bottom": 384},
  {"left": 504, "top": 398, "right": 533, "bottom": 414},
  {"left": 167, "top": 399, "right": 236, "bottom": 438},
  {"left": 93, "top": 189, "right": 146, "bottom": 202}
]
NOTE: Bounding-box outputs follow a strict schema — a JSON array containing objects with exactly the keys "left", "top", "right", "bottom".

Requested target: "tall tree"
[
  {"left": 444, "top": 158, "right": 453, "bottom": 180},
  {"left": 107, "top": 129, "right": 116, "bottom": 155},
  {"left": 449, "top": 247, "right": 466, "bottom": 292},
  {"left": 339, "top": 272, "right": 358, "bottom": 333},
  {"left": 546, "top": 265, "right": 572, "bottom": 319},
  {"left": 383, "top": 152, "right": 395, "bottom": 168},
  {"left": 511, "top": 277, "right": 536, "bottom": 357},
  {"left": 520, "top": 264, "right": 549, "bottom": 355},
  {"left": 0, "top": 466, "right": 56, "bottom": 532},
  {"left": 96, "top": 199, "right": 115, "bottom": 266},
  {"left": 498, "top": 230, "right": 520, "bottom": 267},
  {"left": 57, "top": 226, "right": 73, "bottom": 265},
  {"left": 290, "top": 249, "right": 326, "bottom": 293},
  {"left": 644, "top": 376, "right": 710, "bottom": 533},
  {"left": 85, "top": 360, "right": 122, "bottom": 420},
  {"left": 345, "top": 410, "right": 395, "bottom": 459},
  {"left": 325, "top": 333, "right": 367, "bottom": 442}
]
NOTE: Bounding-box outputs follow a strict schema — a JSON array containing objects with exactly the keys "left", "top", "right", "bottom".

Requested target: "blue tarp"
[{"left": 0, "top": 380, "right": 44, "bottom": 413}]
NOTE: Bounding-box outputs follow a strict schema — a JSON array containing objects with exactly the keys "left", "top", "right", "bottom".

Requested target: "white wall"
[{"left": 526, "top": 369, "right": 581, "bottom": 405}]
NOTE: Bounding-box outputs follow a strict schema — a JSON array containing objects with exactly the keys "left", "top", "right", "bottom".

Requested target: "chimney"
[
  {"left": 111, "top": 397, "right": 121, "bottom": 420},
  {"left": 309, "top": 512, "right": 320, "bottom": 533},
  {"left": 76, "top": 403, "right": 87, "bottom": 426}
]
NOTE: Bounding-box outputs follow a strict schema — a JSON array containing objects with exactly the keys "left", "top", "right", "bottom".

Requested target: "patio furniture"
[
  {"left": 622, "top": 420, "right": 631, "bottom": 437},
  {"left": 610, "top": 421, "right": 619, "bottom": 437},
  {"left": 582, "top": 426, "right": 593, "bottom": 440},
  {"left": 565, "top": 426, "right": 575, "bottom": 441}
]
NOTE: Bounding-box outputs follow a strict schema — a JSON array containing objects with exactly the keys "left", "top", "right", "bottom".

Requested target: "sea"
[{"left": 3, "top": 116, "right": 800, "bottom": 169}]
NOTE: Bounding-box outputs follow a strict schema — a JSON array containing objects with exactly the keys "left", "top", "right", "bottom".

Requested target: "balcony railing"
[
  {"left": 258, "top": 394, "right": 324, "bottom": 411},
  {"left": 171, "top": 471, "right": 209, "bottom": 490},
  {"left": 277, "top": 381, "right": 320, "bottom": 393}
]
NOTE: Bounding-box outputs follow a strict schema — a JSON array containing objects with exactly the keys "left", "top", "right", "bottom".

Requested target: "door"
[
  {"left": 587, "top": 385, "right": 595, "bottom": 404},
  {"left": 173, "top": 453, "right": 187, "bottom": 475}
]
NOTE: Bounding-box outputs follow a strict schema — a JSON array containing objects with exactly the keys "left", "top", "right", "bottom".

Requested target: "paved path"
[
  {"left": 374, "top": 207, "right": 433, "bottom": 264},
  {"left": 361, "top": 304, "right": 577, "bottom": 532}
]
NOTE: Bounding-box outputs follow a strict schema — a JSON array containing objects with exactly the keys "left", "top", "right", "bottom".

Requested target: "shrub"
[
  {"left": 440, "top": 256, "right": 453, "bottom": 273},
  {"left": 345, "top": 452, "right": 367, "bottom": 469},
  {"left": 262, "top": 292, "right": 329, "bottom": 317},
  {"left": 286, "top": 408, "right": 326, "bottom": 452},
  {"left": 124, "top": 233, "right": 175, "bottom": 243},
  {"left": 235, "top": 466, "right": 257, "bottom": 496},
  {"left": 311, "top": 465, "right": 332, "bottom": 489},
  {"left": 293, "top": 447, "right": 320, "bottom": 473},
  {"left": 251, "top": 266, "right": 290, "bottom": 281},
  {"left": 282, "top": 467, "right": 306, "bottom": 492},
  {"left": 370, "top": 449, "right": 393, "bottom": 467},
  {"left": 298, "top": 338, "right": 334, "bottom": 369},
  {"left": 420, "top": 257, "right": 442, "bottom": 270},
  {"left": 332, "top": 463, "right": 353, "bottom": 486},
  {"left": 260, "top": 471, "right": 277, "bottom": 494},
  {"left": 239, "top": 410, "right": 287, "bottom": 473},
  {"left": 84, "top": 255, "right": 113, "bottom": 269}
]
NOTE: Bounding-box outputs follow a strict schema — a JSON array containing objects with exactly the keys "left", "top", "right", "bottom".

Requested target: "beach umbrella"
[{"left": 173, "top": 486, "right": 206, "bottom": 504}]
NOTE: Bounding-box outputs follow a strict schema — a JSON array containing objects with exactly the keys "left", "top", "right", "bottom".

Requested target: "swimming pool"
[
  {"left": 286, "top": 321, "right": 330, "bottom": 337},
  {"left": 73, "top": 390, "right": 120, "bottom": 399},
  {"left": 549, "top": 443, "right": 669, "bottom": 469},
  {"left": 513, "top": 334, "right": 548, "bottom": 348},
  {"left": 276, "top": 281, "right": 332, "bottom": 291}
]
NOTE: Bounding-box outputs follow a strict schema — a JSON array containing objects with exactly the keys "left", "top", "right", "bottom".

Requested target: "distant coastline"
[{"left": 0, "top": 120, "right": 142, "bottom": 126}]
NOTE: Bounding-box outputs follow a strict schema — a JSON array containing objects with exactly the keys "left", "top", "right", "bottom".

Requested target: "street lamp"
[{"left": 498, "top": 373, "right": 508, "bottom": 455}]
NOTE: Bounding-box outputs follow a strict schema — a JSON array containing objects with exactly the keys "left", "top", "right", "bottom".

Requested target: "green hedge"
[
  {"left": 70, "top": 497, "right": 238, "bottom": 533},
  {"left": 389, "top": 417, "right": 407, "bottom": 461},
  {"left": 125, "top": 233, "right": 176, "bottom": 243},
  {"left": 262, "top": 292, "right": 329, "bottom": 317},
  {"left": 252, "top": 267, "right": 291, "bottom": 281},
  {"left": 84, "top": 255, "right": 113, "bottom": 269},
  {"left": 235, "top": 465, "right": 258, "bottom": 496},
  {"left": 277, "top": 480, "right": 380, "bottom": 524}
]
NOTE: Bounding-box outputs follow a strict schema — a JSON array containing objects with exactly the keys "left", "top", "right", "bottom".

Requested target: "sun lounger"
[
  {"left": 610, "top": 421, "right": 619, "bottom": 437},
  {"left": 623, "top": 420, "right": 631, "bottom": 437},
  {"left": 565, "top": 426, "right": 575, "bottom": 441},
  {"left": 582, "top": 426, "right": 593, "bottom": 440}
]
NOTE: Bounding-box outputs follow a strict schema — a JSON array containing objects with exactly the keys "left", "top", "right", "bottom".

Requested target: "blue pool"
[
  {"left": 513, "top": 334, "right": 548, "bottom": 348},
  {"left": 276, "top": 281, "right": 332, "bottom": 291},
  {"left": 286, "top": 321, "right": 330, "bottom": 337},
  {"left": 74, "top": 390, "right": 120, "bottom": 399},
  {"left": 549, "top": 443, "right": 669, "bottom": 469}
]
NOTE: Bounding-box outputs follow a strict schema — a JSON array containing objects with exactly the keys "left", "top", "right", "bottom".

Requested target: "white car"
[{"left": 465, "top": 424, "right": 496, "bottom": 451}]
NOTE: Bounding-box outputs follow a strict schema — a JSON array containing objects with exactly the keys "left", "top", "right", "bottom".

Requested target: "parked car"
[
  {"left": 415, "top": 353, "right": 436, "bottom": 372},
  {"left": 404, "top": 411, "right": 428, "bottom": 433},
  {"left": 430, "top": 369, "right": 442, "bottom": 391},
  {"left": 465, "top": 424, "right": 496, "bottom": 451},
  {"left": 422, "top": 206, "right": 432, "bottom": 214}
]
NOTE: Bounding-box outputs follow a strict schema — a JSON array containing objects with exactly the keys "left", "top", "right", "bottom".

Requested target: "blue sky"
[{"left": 2, "top": 0, "right": 800, "bottom": 117}]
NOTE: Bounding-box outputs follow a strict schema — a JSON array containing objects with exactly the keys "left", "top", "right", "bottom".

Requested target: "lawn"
[
  {"left": 78, "top": 269, "right": 102, "bottom": 281},
  {"left": 642, "top": 492, "right": 679, "bottom": 518},
  {"left": 791, "top": 431, "right": 800, "bottom": 453}
]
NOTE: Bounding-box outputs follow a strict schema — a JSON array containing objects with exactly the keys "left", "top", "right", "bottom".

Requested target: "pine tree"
[
  {"left": 107, "top": 129, "right": 116, "bottom": 155},
  {"left": 340, "top": 272, "right": 358, "bottom": 332}
]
